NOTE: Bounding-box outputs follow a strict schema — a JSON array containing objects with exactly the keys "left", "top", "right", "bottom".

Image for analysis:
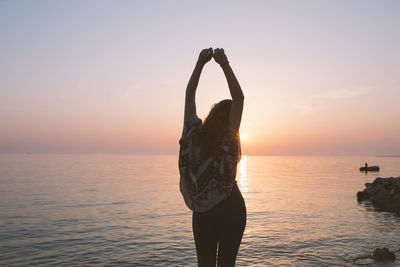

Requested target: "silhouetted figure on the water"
[
  {"left": 360, "top": 163, "right": 380, "bottom": 172},
  {"left": 179, "top": 48, "right": 246, "bottom": 266},
  {"left": 365, "top": 163, "right": 368, "bottom": 172}
]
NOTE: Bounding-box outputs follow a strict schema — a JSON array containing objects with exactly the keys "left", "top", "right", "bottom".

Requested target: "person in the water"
[{"left": 178, "top": 48, "right": 246, "bottom": 266}]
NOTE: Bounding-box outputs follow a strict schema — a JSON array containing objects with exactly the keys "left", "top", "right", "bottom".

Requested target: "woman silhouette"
[{"left": 179, "top": 48, "right": 246, "bottom": 266}]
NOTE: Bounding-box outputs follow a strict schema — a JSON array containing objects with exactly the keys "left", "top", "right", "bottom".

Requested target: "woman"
[{"left": 178, "top": 48, "right": 246, "bottom": 267}]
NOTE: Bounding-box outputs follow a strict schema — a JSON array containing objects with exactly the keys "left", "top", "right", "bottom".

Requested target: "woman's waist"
[{"left": 211, "top": 183, "right": 244, "bottom": 210}]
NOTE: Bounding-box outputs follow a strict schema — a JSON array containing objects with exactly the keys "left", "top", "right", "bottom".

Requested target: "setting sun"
[{"left": 240, "top": 132, "right": 247, "bottom": 140}]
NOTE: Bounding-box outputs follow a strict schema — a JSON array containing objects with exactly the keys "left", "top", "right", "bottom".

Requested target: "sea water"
[{"left": 1, "top": 154, "right": 400, "bottom": 266}]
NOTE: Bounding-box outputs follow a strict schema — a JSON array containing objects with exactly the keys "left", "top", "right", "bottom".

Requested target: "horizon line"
[{"left": 1, "top": 152, "right": 397, "bottom": 157}]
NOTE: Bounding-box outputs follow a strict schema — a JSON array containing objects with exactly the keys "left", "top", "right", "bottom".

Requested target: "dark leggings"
[{"left": 192, "top": 183, "right": 246, "bottom": 267}]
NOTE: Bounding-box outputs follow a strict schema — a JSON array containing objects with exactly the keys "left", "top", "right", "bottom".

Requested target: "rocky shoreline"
[{"left": 357, "top": 177, "right": 400, "bottom": 211}]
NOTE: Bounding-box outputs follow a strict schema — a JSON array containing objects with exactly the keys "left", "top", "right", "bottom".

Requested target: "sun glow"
[
  {"left": 240, "top": 132, "right": 247, "bottom": 140},
  {"left": 239, "top": 155, "right": 248, "bottom": 198}
]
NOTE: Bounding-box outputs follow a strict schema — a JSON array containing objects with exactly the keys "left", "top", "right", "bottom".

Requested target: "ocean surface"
[{"left": 1, "top": 154, "right": 400, "bottom": 266}]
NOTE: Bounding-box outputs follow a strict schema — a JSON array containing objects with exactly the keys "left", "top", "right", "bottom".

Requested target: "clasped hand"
[{"left": 197, "top": 47, "right": 229, "bottom": 67}]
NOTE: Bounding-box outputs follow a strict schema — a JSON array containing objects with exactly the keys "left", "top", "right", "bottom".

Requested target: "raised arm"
[
  {"left": 184, "top": 48, "right": 213, "bottom": 124},
  {"left": 213, "top": 48, "right": 244, "bottom": 131}
]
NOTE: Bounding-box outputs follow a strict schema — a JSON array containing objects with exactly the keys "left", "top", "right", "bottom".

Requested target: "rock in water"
[
  {"left": 357, "top": 177, "right": 400, "bottom": 210},
  {"left": 371, "top": 247, "right": 396, "bottom": 261}
]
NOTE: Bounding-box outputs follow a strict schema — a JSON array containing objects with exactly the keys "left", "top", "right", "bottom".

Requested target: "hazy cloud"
[{"left": 313, "top": 86, "right": 371, "bottom": 99}]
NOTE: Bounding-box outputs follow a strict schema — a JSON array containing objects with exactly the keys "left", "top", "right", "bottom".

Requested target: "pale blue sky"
[{"left": 1, "top": 0, "right": 399, "bottom": 155}]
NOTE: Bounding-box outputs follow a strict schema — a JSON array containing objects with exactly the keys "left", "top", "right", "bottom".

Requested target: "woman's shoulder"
[
  {"left": 184, "top": 114, "right": 202, "bottom": 129},
  {"left": 179, "top": 114, "right": 202, "bottom": 147}
]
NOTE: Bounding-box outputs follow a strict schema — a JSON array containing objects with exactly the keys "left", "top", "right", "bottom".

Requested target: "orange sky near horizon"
[{"left": 1, "top": 1, "right": 399, "bottom": 156}]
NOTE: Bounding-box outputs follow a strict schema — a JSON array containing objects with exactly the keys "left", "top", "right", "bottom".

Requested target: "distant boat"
[{"left": 359, "top": 166, "right": 380, "bottom": 172}]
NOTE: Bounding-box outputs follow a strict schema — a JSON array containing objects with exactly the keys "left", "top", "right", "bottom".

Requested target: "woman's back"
[{"left": 179, "top": 113, "right": 241, "bottom": 213}]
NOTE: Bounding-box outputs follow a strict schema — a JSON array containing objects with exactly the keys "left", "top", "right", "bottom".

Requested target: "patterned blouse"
[{"left": 178, "top": 114, "right": 241, "bottom": 212}]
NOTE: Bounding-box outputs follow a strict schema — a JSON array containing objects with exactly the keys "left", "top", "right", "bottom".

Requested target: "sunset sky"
[{"left": 1, "top": 0, "right": 399, "bottom": 156}]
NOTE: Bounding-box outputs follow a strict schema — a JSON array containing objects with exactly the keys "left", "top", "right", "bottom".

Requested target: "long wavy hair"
[{"left": 196, "top": 99, "right": 239, "bottom": 159}]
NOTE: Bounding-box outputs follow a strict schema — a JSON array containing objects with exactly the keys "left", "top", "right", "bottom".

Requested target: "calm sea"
[{"left": 1, "top": 154, "right": 400, "bottom": 266}]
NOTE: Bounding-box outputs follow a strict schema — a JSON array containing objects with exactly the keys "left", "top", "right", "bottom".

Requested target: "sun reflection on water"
[{"left": 239, "top": 155, "right": 248, "bottom": 198}]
